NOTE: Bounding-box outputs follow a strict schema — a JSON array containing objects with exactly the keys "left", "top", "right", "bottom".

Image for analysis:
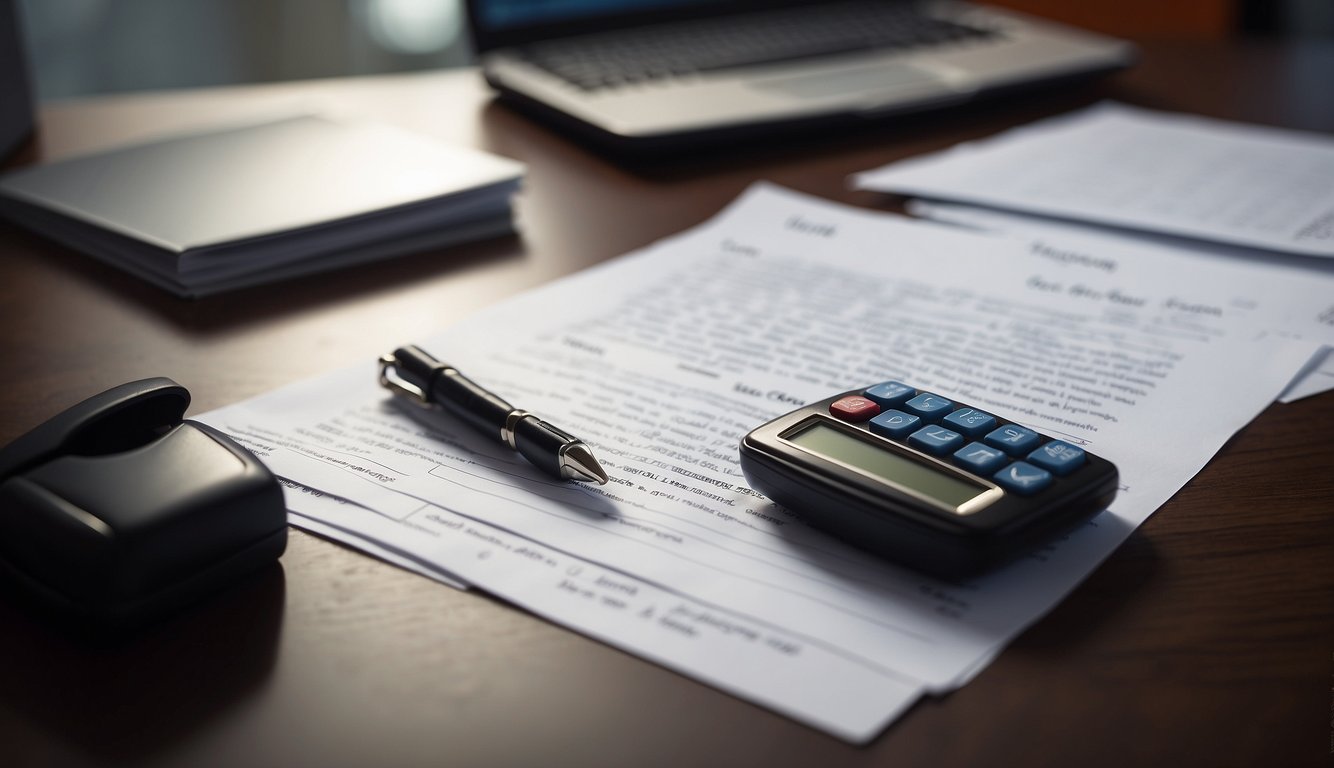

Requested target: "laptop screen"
[
  {"left": 477, "top": 0, "right": 711, "bottom": 31},
  {"left": 466, "top": 0, "right": 823, "bottom": 50}
]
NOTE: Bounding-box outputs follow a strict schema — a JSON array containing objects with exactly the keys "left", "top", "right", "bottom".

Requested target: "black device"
[
  {"left": 0, "top": 378, "right": 286, "bottom": 628},
  {"left": 739, "top": 380, "right": 1118, "bottom": 579}
]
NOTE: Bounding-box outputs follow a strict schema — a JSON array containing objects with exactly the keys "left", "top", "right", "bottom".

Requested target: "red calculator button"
[{"left": 830, "top": 396, "right": 881, "bottom": 423}]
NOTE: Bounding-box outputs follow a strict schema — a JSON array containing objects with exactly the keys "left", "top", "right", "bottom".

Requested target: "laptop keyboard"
[{"left": 519, "top": 1, "right": 996, "bottom": 91}]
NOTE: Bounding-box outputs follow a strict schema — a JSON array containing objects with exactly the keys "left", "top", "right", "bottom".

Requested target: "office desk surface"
[{"left": 2, "top": 40, "right": 1332, "bottom": 768}]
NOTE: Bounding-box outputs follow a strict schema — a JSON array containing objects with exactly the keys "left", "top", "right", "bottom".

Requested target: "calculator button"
[
  {"left": 952, "top": 442, "right": 1008, "bottom": 474},
  {"left": 943, "top": 407, "right": 997, "bottom": 437},
  {"left": 993, "top": 461, "right": 1053, "bottom": 495},
  {"left": 869, "top": 409, "right": 920, "bottom": 439},
  {"left": 984, "top": 424, "right": 1041, "bottom": 455},
  {"left": 863, "top": 381, "right": 915, "bottom": 408},
  {"left": 829, "top": 395, "right": 880, "bottom": 423},
  {"left": 907, "top": 425, "right": 964, "bottom": 455},
  {"left": 903, "top": 393, "right": 953, "bottom": 420},
  {"left": 1027, "top": 440, "right": 1087, "bottom": 476}
]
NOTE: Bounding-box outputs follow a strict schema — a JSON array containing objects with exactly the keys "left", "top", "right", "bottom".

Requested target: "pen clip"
[{"left": 378, "top": 353, "right": 432, "bottom": 408}]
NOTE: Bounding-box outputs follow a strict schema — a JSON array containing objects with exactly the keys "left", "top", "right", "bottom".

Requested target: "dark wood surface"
[{"left": 2, "top": 40, "right": 1332, "bottom": 768}]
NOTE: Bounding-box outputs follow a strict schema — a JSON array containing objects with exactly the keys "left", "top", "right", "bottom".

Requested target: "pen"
[{"left": 378, "top": 345, "right": 609, "bottom": 485}]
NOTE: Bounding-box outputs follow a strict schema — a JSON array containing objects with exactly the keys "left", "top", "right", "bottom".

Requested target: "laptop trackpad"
[{"left": 751, "top": 62, "right": 950, "bottom": 100}]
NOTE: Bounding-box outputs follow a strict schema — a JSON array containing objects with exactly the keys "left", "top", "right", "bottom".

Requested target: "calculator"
[{"left": 739, "top": 381, "right": 1118, "bottom": 578}]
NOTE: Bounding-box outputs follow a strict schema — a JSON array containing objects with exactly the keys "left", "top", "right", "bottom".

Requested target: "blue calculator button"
[
  {"left": 907, "top": 425, "right": 964, "bottom": 455},
  {"left": 993, "top": 461, "right": 1053, "bottom": 495},
  {"left": 943, "top": 407, "right": 997, "bottom": 437},
  {"left": 984, "top": 424, "right": 1041, "bottom": 455},
  {"left": 863, "top": 381, "right": 915, "bottom": 408},
  {"left": 903, "top": 393, "right": 953, "bottom": 420},
  {"left": 952, "top": 442, "right": 1009, "bottom": 474},
  {"left": 1027, "top": 440, "right": 1087, "bottom": 476},
  {"left": 869, "top": 409, "right": 920, "bottom": 439}
]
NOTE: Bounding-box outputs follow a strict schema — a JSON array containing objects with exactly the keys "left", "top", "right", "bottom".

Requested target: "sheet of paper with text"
[
  {"left": 854, "top": 102, "right": 1334, "bottom": 258},
  {"left": 902, "top": 198, "right": 1334, "bottom": 401},
  {"left": 200, "top": 184, "right": 1323, "bottom": 742}
]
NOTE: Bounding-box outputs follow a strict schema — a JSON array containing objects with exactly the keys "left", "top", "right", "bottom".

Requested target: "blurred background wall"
[
  {"left": 19, "top": 0, "right": 472, "bottom": 101},
  {"left": 16, "top": 0, "right": 1334, "bottom": 103}
]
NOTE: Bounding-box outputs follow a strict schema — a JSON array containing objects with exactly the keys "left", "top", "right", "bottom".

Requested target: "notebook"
[
  {"left": 464, "top": 0, "right": 1136, "bottom": 153},
  {"left": 0, "top": 115, "right": 524, "bottom": 297}
]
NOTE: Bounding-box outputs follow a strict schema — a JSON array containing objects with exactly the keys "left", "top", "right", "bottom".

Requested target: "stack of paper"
[
  {"left": 0, "top": 115, "right": 524, "bottom": 297},
  {"left": 198, "top": 183, "right": 1334, "bottom": 743},
  {"left": 853, "top": 102, "right": 1334, "bottom": 259}
]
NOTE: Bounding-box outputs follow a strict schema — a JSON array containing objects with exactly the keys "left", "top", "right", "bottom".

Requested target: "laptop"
[{"left": 464, "top": 0, "right": 1135, "bottom": 153}]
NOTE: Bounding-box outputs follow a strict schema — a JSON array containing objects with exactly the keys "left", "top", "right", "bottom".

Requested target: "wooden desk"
[{"left": 2, "top": 40, "right": 1331, "bottom": 768}]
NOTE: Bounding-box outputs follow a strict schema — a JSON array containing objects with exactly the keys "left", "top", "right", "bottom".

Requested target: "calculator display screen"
[{"left": 785, "top": 421, "right": 988, "bottom": 510}]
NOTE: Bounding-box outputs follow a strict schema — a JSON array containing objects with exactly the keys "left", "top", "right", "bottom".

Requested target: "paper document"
[
  {"left": 905, "top": 199, "right": 1334, "bottom": 402},
  {"left": 282, "top": 484, "right": 922, "bottom": 742},
  {"left": 200, "top": 184, "right": 1318, "bottom": 742},
  {"left": 853, "top": 102, "right": 1334, "bottom": 258},
  {"left": 281, "top": 480, "right": 470, "bottom": 590}
]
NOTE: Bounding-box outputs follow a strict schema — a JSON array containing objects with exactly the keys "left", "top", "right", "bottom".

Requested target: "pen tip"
[{"left": 561, "top": 443, "right": 610, "bottom": 485}]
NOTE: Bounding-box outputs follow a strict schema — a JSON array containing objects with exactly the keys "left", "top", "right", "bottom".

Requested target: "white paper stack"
[
  {"left": 199, "top": 184, "right": 1334, "bottom": 743},
  {"left": 853, "top": 102, "right": 1334, "bottom": 260},
  {"left": 0, "top": 114, "right": 525, "bottom": 297}
]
